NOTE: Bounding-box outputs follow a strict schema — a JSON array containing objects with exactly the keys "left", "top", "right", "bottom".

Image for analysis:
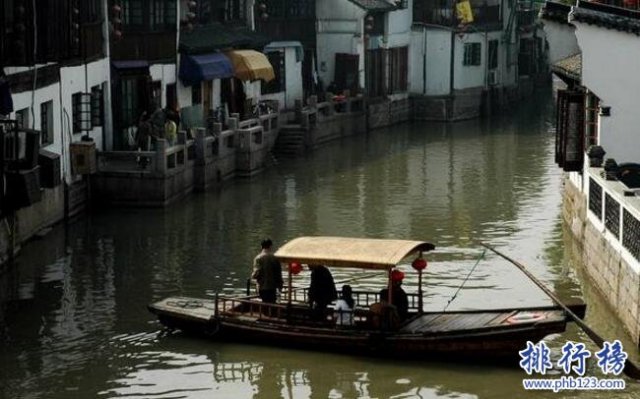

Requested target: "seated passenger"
[
  {"left": 334, "top": 285, "right": 355, "bottom": 326},
  {"left": 379, "top": 270, "right": 409, "bottom": 321},
  {"left": 308, "top": 264, "right": 337, "bottom": 320}
]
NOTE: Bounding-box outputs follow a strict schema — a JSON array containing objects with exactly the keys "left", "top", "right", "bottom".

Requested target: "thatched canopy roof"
[{"left": 275, "top": 237, "right": 435, "bottom": 270}]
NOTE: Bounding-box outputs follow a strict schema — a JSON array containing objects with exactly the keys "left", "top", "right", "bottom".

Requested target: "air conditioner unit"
[{"left": 488, "top": 70, "right": 499, "bottom": 86}]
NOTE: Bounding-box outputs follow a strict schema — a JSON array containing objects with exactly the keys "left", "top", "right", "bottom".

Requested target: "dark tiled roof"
[
  {"left": 179, "top": 23, "right": 271, "bottom": 55},
  {"left": 346, "top": 0, "right": 397, "bottom": 12},
  {"left": 540, "top": 1, "right": 572, "bottom": 24},
  {"left": 571, "top": 0, "right": 640, "bottom": 34},
  {"left": 551, "top": 53, "right": 582, "bottom": 82}
]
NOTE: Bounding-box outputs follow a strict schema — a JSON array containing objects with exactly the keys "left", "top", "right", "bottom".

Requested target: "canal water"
[{"left": 1, "top": 90, "right": 638, "bottom": 398}]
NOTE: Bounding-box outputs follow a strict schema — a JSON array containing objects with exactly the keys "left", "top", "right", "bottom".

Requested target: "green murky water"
[{"left": 1, "top": 90, "right": 638, "bottom": 398}]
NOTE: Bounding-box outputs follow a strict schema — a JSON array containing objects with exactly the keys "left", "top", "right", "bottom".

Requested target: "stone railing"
[
  {"left": 295, "top": 95, "right": 366, "bottom": 130},
  {"left": 97, "top": 132, "right": 194, "bottom": 176},
  {"left": 586, "top": 167, "right": 640, "bottom": 264}
]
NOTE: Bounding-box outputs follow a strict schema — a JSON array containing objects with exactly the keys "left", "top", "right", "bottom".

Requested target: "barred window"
[
  {"left": 72, "top": 92, "right": 92, "bottom": 134},
  {"left": 122, "top": 0, "right": 144, "bottom": 26},
  {"left": 91, "top": 86, "right": 104, "bottom": 128},
  {"left": 463, "top": 43, "right": 481, "bottom": 66}
]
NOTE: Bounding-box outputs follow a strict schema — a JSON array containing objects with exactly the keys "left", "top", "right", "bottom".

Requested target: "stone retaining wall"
[{"left": 563, "top": 176, "right": 640, "bottom": 345}]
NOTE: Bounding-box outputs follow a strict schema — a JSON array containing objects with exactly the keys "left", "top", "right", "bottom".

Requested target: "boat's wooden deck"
[
  {"left": 150, "top": 297, "right": 568, "bottom": 334},
  {"left": 151, "top": 297, "right": 217, "bottom": 321},
  {"left": 400, "top": 310, "right": 564, "bottom": 334}
]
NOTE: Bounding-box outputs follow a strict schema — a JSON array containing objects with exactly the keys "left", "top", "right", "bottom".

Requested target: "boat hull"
[{"left": 149, "top": 296, "right": 584, "bottom": 361}]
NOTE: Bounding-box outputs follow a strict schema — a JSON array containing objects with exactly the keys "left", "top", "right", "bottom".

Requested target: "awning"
[
  {"left": 226, "top": 50, "right": 275, "bottom": 82},
  {"left": 111, "top": 60, "right": 149, "bottom": 77},
  {"left": 111, "top": 60, "right": 149, "bottom": 70},
  {"left": 275, "top": 236, "right": 436, "bottom": 270},
  {"left": 179, "top": 53, "right": 234, "bottom": 86}
]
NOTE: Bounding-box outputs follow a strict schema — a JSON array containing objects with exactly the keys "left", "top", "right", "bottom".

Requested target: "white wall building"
[{"left": 543, "top": 0, "right": 640, "bottom": 344}]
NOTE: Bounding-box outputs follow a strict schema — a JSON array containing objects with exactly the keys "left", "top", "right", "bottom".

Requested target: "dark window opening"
[
  {"left": 388, "top": 46, "right": 408, "bottom": 93},
  {"left": 122, "top": 0, "right": 144, "bottom": 27},
  {"left": 463, "top": 42, "right": 481, "bottom": 66},
  {"left": 166, "top": 83, "right": 177, "bottom": 110},
  {"left": 262, "top": 51, "right": 285, "bottom": 94},
  {"left": 365, "top": 13, "right": 385, "bottom": 36},
  {"left": 488, "top": 40, "right": 498, "bottom": 70},
  {"left": 41, "top": 101, "right": 54, "bottom": 145},
  {"left": 192, "top": 83, "right": 202, "bottom": 105}
]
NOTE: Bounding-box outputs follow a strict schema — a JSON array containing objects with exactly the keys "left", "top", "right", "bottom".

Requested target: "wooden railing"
[{"left": 215, "top": 289, "right": 423, "bottom": 329}]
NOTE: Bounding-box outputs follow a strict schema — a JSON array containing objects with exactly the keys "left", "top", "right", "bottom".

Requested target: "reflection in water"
[{"left": 1, "top": 91, "right": 639, "bottom": 398}]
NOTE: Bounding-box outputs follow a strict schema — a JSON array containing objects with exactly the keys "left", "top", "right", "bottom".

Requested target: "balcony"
[
  {"left": 413, "top": 0, "right": 501, "bottom": 29},
  {"left": 110, "top": 30, "right": 176, "bottom": 62}
]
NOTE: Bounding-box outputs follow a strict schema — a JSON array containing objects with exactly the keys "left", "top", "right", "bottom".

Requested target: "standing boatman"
[{"left": 251, "top": 238, "right": 283, "bottom": 303}]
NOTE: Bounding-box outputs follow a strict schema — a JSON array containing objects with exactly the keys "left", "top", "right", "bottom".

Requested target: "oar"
[{"left": 480, "top": 242, "right": 640, "bottom": 380}]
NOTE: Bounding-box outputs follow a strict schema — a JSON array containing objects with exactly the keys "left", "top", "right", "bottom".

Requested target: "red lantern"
[
  {"left": 391, "top": 269, "right": 404, "bottom": 282},
  {"left": 289, "top": 262, "right": 302, "bottom": 275},
  {"left": 412, "top": 257, "right": 427, "bottom": 271}
]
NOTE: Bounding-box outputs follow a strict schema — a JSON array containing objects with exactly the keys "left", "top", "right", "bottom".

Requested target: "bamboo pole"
[
  {"left": 481, "top": 242, "right": 640, "bottom": 380},
  {"left": 418, "top": 269, "right": 424, "bottom": 314}
]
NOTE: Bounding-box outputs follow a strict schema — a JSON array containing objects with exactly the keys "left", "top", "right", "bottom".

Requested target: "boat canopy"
[{"left": 275, "top": 236, "right": 435, "bottom": 270}]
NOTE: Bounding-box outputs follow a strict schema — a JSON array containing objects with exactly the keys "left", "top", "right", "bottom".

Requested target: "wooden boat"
[{"left": 148, "top": 236, "right": 586, "bottom": 360}]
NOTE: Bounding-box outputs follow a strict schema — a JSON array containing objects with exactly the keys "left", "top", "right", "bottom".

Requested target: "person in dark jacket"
[
  {"left": 379, "top": 278, "right": 409, "bottom": 321},
  {"left": 308, "top": 264, "right": 337, "bottom": 320},
  {"left": 251, "top": 238, "right": 283, "bottom": 303}
]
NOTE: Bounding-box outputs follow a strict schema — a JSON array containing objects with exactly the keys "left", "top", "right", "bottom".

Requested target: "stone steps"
[{"left": 273, "top": 125, "right": 307, "bottom": 157}]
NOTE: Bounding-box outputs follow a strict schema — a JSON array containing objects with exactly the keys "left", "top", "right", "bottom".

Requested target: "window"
[
  {"left": 40, "top": 101, "right": 54, "bottom": 145},
  {"left": 488, "top": 40, "right": 498, "bottom": 70},
  {"left": 288, "top": 0, "right": 314, "bottom": 18},
  {"left": 91, "top": 86, "right": 104, "bottom": 128},
  {"left": 192, "top": 83, "right": 202, "bottom": 105},
  {"left": 225, "top": 0, "right": 246, "bottom": 21},
  {"left": 122, "top": 0, "right": 143, "bottom": 26},
  {"left": 262, "top": 51, "right": 285, "bottom": 94},
  {"left": 16, "top": 108, "right": 30, "bottom": 129},
  {"left": 463, "top": 43, "right": 481, "bottom": 66},
  {"left": 388, "top": 46, "right": 408, "bottom": 93},
  {"left": 365, "top": 13, "right": 385, "bottom": 36},
  {"left": 585, "top": 93, "right": 599, "bottom": 147},
  {"left": 72, "top": 92, "right": 92, "bottom": 134},
  {"left": 150, "top": 0, "right": 176, "bottom": 30}
]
